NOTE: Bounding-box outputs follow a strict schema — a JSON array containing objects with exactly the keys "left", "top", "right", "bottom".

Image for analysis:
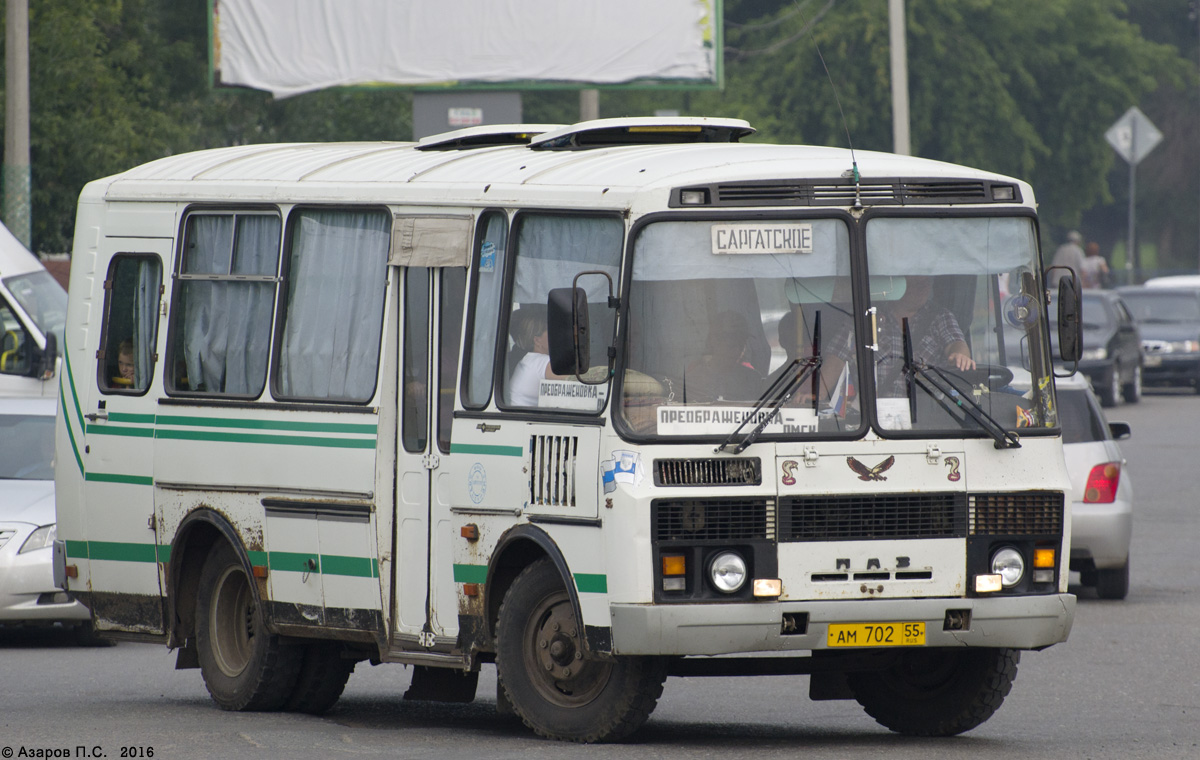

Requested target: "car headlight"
[
  {"left": 1168, "top": 340, "right": 1200, "bottom": 354},
  {"left": 990, "top": 547, "right": 1025, "bottom": 587},
  {"left": 1080, "top": 347, "right": 1107, "bottom": 361},
  {"left": 19, "top": 523, "right": 56, "bottom": 554},
  {"left": 708, "top": 551, "right": 747, "bottom": 593}
]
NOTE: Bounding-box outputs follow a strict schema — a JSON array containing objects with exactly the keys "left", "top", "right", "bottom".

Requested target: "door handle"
[{"left": 84, "top": 412, "right": 109, "bottom": 422}]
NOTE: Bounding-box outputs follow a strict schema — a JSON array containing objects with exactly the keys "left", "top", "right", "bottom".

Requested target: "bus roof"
[{"left": 86, "top": 118, "right": 1032, "bottom": 211}]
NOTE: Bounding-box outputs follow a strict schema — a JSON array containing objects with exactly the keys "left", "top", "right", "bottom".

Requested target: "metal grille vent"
[
  {"left": 529, "top": 435, "right": 578, "bottom": 507},
  {"left": 969, "top": 492, "right": 1063, "bottom": 536},
  {"left": 780, "top": 493, "right": 966, "bottom": 542},
  {"left": 706, "top": 179, "right": 996, "bottom": 207},
  {"left": 654, "top": 457, "right": 761, "bottom": 487},
  {"left": 653, "top": 498, "right": 775, "bottom": 541}
]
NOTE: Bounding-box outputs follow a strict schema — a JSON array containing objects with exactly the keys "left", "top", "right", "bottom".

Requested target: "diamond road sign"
[{"left": 1105, "top": 106, "right": 1162, "bottom": 166}]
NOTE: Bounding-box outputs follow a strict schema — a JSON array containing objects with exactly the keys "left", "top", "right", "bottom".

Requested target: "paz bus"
[{"left": 53, "top": 117, "right": 1081, "bottom": 742}]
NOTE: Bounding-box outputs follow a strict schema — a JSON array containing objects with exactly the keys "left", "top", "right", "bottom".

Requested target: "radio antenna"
[{"left": 794, "top": 0, "right": 862, "bottom": 209}]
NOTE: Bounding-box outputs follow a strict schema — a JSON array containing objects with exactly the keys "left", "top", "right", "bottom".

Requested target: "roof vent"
[
  {"left": 415, "top": 124, "right": 564, "bottom": 151},
  {"left": 529, "top": 117, "right": 754, "bottom": 151}
]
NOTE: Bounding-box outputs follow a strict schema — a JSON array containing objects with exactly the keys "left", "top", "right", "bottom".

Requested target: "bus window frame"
[
  {"left": 459, "top": 208, "right": 510, "bottom": 412},
  {"left": 96, "top": 252, "right": 164, "bottom": 397}
]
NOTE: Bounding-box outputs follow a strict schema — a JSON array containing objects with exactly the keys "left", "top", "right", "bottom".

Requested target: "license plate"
[{"left": 827, "top": 622, "right": 925, "bottom": 648}]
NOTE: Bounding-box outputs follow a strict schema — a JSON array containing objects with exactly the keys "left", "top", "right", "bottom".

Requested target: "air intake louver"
[
  {"left": 654, "top": 458, "right": 761, "bottom": 486},
  {"left": 780, "top": 493, "right": 966, "bottom": 542},
  {"left": 968, "top": 492, "right": 1063, "bottom": 535},
  {"left": 529, "top": 435, "right": 577, "bottom": 507},
  {"left": 653, "top": 498, "right": 775, "bottom": 541}
]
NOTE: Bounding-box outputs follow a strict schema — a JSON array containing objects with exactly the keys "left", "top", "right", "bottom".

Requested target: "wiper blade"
[
  {"left": 716, "top": 313, "right": 823, "bottom": 455},
  {"left": 899, "top": 317, "right": 1019, "bottom": 449}
]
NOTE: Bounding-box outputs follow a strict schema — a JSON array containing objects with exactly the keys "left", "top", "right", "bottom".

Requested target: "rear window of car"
[{"left": 1058, "top": 388, "right": 1109, "bottom": 444}]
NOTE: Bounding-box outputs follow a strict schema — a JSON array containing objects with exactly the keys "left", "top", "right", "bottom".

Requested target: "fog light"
[
  {"left": 753, "top": 578, "right": 782, "bottom": 597},
  {"left": 1033, "top": 569, "right": 1055, "bottom": 584},
  {"left": 708, "top": 551, "right": 747, "bottom": 593},
  {"left": 991, "top": 547, "right": 1025, "bottom": 587},
  {"left": 662, "top": 576, "right": 686, "bottom": 592},
  {"left": 975, "top": 574, "right": 1003, "bottom": 593}
]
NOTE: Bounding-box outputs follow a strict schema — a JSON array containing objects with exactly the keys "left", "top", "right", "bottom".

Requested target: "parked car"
[
  {"left": 1116, "top": 286, "right": 1200, "bottom": 393},
  {"left": 1143, "top": 274, "right": 1200, "bottom": 289},
  {"left": 1057, "top": 373, "right": 1133, "bottom": 599},
  {"left": 0, "top": 396, "right": 93, "bottom": 637},
  {"left": 1070, "top": 290, "right": 1143, "bottom": 407}
]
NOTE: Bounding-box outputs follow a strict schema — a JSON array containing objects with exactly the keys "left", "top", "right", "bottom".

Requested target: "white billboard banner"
[{"left": 215, "top": 0, "right": 719, "bottom": 98}]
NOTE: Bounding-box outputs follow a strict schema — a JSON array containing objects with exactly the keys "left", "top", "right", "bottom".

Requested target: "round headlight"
[
  {"left": 991, "top": 547, "right": 1025, "bottom": 587},
  {"left": 708, "top": 551, "right": 747, "bottom": 594}
]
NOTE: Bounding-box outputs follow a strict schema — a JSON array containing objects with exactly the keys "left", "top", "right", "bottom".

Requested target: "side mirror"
[
  {"left": 37, "top": 332, "right": 57, "bottom": 380},
  {"left": 1056, "top": 273, "right": 1083, "bottom": 363},
  {"left": 1108, "top": 421, "right": 1131, "bottom": 440},
  {"left": 547, "top": 287, "right": 590, "bottom": 375}
]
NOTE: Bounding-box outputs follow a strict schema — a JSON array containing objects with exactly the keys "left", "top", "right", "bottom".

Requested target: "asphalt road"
[{"left": 2, "top": 389, "right": 1198, "bottom": 759}]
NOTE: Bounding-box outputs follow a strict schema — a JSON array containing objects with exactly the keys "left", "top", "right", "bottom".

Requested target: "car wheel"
[
  {"left": 1122, "top": 364, "right": 1142, "bottom": 404},
  {"left": 1098, "top": 365, "right": 1120, "bottom": 407},
  {"left": 1096, "top": 561, "right": 1130, "bottom": 600}
]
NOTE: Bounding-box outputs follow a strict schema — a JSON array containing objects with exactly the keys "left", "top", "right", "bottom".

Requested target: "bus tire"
[
  {"left": 496, "top": 559, "right": 665, "bottom": 743},
  {"left": 284, "top": 641, "right": 356, "bottom": 714},
  {"left": 847, "top": 647, "right": 1019, "bottom": 736},
  {"left": 195, "top": 541, "right": 302, "bottom": 711}
]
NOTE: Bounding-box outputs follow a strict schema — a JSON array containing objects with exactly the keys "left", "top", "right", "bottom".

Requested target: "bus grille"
[
  {"left": 529, "top": 435, "right": 577, "bottom": 507},
  {"left": 968, "top": 492, "right": 1063, "bottom": 535},
  {"left": 653, "top": 498, "right": 775, "bottom": 541},
  {"left": 708, "top": 178, "right": 996, "bottom": 207},
  {"left": 779, "top": 493, "right": 967, "bottom": 542},
  {"left": 654, "top": 457, "right": 761, "bottom": 486}
]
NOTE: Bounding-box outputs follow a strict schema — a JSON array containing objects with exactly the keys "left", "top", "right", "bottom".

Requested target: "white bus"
[{"left": 54, "top": 117, "right": 1081, "bottom": 742}]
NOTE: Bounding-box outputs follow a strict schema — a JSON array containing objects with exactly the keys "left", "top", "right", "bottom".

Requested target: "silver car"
[
  {"left": 1058, "top": 374, "right": 1133, "bottom": 599},
  {"left": 0, "top": 396, "right": 92, "bottom": 632}
]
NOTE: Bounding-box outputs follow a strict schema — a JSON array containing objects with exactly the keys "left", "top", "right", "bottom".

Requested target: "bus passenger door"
[{"left": 80, "top": 241, "right": 169, "bottom": 632}]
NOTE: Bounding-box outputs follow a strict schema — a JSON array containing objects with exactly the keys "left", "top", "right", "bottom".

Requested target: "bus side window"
[
  {"left": 0, "top": 301, "right": 31, "bottom": 375},
  {"left": 461, "top": 212, "right": 507, "bottom": 409},
  {"left": 438, "top": 268, "right": 467, "bottom": 453},
  {"left": 167, "top": 212, "right": 281, "bottom": 397},
  {"left": 275, "top": 208, "right": 390, "bottom": 403},
  {"left": 402, "top": 267, "right": 430, "bottom": 453},
  {"left": 97, "top": 255, "right": 162, "bottom": 394}
]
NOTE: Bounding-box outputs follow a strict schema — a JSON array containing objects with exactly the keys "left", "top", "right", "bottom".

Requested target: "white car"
[
  {"left": 0, "top": 396, "right": 92, "bottom": 633},
  {"left": 1057, "top": 374, "right": 1133, "bottom": 599}
]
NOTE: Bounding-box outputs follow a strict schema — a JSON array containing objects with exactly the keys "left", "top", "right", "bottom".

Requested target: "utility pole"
[
  {"left": 888, "top": 0, "right": 911, "bottom": 156},
  {"left": 4, "top": 0, "right": 32, "bottom": 249},
  {"left": 580, "top": 89, "right": 599, "bottom": 122}
]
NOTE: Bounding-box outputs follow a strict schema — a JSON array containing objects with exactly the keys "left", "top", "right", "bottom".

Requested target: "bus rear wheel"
[
  {"left": 847, "top": 647, "right": 1019, "bottom": 736},
  {"left": 496, "top": 559, "right": 665, "bottom": 743},
  {"left": 195, "top": 541, "right": 302, "bottom": 711}
]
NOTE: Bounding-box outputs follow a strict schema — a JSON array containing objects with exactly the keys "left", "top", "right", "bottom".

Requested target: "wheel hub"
[{"left": 524, "top": 591, "right": 611, "bottom": 706}]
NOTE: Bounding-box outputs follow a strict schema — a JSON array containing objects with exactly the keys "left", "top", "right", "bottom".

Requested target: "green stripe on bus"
[
  {"left": 157, "top": 544, "right": 172, "bottom": 564},
  {"left": 321, "top": 554, "right": 378, "bottom": 578},
  {"left": 269, "top": 551, "right": 319, "bottom": 573},
  {"left": 84, "top": 472, "right": 154, "bottom": 486},
  {"left": 574, "top": 573, "right": 607, "bottom": 594},
  {"left": 156, "top": 414, "right": 378, "bottom": 435},
  {"left": 108, "top": 412, "right": 156, "bottom": 424},
  {"left": 87, "top": 541, "right": 159, "bottom": 563},
  {"left": 63, "top": 344, "right": 86, "bottom": 433},
  {"left": 59, "top": 381, "right": 85, "bottom": 477},
  {"left": 453, "top": 564, "right": 488, "bottom": 584},
  {"left": 155, "top": 428, "right": 376, "bottom": 449},
  {"left": 86, "top": 424, "right": 156, "bottom": 438},
  {"left": 247, "top": 550, "right": 268, "bottom": 566},
  {"left": 65, "top": 540, "right": 89, "bottom": 559},
  {"left": 449, "top": 443, "right": 524, "bottom": 457}
]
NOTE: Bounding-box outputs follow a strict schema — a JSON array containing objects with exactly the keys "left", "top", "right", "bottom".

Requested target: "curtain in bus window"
[
  {"left": 279, "top": 209, "right": 390, "bottom": 402},
  {"left": 132, "top": 259, "right": 160, "bottom": 390},
  {"left": 179, "top": 215, "right": 279, "bottom": 395}
]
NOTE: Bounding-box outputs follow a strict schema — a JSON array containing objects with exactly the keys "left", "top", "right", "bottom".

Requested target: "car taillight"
[{"left": 1084, "top": 462, "right": 1121, "bottom": 503}]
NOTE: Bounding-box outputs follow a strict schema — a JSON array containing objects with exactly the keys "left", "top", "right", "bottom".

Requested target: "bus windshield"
[{"left": 619, "top": 215, "right": 1056, "bottom": 440}]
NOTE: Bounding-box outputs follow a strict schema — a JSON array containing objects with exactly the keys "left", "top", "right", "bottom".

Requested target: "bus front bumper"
[{"left": 608, "top": 593, "right": 1075, "bottom": 655}]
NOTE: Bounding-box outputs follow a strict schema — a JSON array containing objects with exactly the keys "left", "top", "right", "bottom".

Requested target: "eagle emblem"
[{"left": 847, "top": 456, "right": 895, "bottom": 481}]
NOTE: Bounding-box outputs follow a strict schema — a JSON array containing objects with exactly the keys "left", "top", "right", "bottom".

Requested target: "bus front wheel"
[
  {"left": 847, "top": 647, "right": 1019, "bottom": 736},
  {"left": 495, "top": 559, "right": 665, "bottom": 743},
  {"left": 195, "top": 541, "right": 302, "bottom": 711}
]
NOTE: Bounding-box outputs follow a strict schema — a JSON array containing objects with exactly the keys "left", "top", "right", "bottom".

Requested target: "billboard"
[{"left": 212, "top": 0, "right": 721, "bottom": 99}]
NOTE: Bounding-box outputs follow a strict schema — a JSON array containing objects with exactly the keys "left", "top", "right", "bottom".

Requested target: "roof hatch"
[
  {"left": 416, "top": 124, "right": 565, "bottom": 151},
  {"left": 528, "top": 117, "right": 755, "bottom": 150}
]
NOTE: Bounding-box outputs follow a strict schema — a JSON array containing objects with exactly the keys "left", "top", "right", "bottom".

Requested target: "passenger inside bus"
[
  {"left": 507, "top": 307, "right": 566, "bottom": 406},
  {"left": 683, "top": 311, "right": 765, "bottom": 403}
]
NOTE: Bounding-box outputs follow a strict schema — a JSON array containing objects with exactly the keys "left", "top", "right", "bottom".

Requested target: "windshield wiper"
[
  {"left": 900, "top": 317, "right": 1020, "bottom": 450},
  {"left": 716, "top": 313, "right": 823, "bottom": 455}
]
